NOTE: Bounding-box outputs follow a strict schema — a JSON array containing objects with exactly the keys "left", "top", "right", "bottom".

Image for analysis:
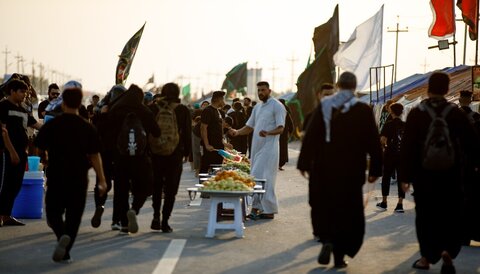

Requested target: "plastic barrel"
[
  {"left": 12, "top": 171, "right": 45, "bottom": 219},
  {"left": 27, "top": 156, "right": 40, "bottom": 171}
]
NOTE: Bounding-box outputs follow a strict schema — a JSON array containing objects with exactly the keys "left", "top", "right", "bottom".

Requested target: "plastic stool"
[{"left": 206, "top": 196, "right": 244, "bottom": 238}]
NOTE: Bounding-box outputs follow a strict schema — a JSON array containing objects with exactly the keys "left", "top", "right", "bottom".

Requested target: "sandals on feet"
[{"left": 412, "top": 259, "right": 430, "bottom": 270}]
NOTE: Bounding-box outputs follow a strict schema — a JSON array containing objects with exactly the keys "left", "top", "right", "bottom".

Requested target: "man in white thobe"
[{"left": 230, "top": 81, "right": 286, "bottom": 219}]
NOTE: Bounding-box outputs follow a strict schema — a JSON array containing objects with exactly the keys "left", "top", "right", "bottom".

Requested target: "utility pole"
[
  {"left": 286, "top": 53, "right": 298, "bottom": 92},
  {"left": 31, "top": 59, "right": 36, "bottom": 86},
  {"left": 421, "top": 57, "right": 430, "bottom": 73},
  {"left": 2, "top": 46, "right": 10, "bottom": 75},
  {"left": 20, "top": 57, "right": 25, "bottom": 74},
  {"left": 38, "top": 63, "right": 44, "bottom": 94},
  {"left": 14, "top": 52, "right": 22, "bottom": 73},
  {"left": 387, "top": 16, "right": 408, "bottom": 82},
  {"left": 268, "top": 63, "right": 278, "bottom": 91}
]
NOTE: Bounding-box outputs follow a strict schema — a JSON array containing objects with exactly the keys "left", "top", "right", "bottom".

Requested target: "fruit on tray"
[
  {"left": 223, "top": 161, "right": 250, "bottom": 173},
  {"left": 213, "top": 170, "right": 255, "bottom": 188},
  {"left": 218, "top": 149, "right": 242, "bottom": 162},
  {"left": 202, "top": 179, "right": 253, "bottom": 191}
]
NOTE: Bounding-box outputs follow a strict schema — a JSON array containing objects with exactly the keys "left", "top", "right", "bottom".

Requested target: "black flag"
[
  {"left": 221, "top": 62, "right": 248, "bottom": 96},
  {"left": 297, "top": 5, "right": 339, "bottom": 117}
]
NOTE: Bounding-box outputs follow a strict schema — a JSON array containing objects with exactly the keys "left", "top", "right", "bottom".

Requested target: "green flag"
[
  {"left": 221, "top": 62, "right": 247, "bottom": 96},
  {"left": 182, "top": 83, "right": 191, "bottom": 97},
  {"left": 116, "top": 23, "right": 145, "bottom": 85}
]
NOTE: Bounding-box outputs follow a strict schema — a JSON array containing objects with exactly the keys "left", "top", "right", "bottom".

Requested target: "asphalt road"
[{"left": 1, "top": 141, "right": 479, "bottom": 274}]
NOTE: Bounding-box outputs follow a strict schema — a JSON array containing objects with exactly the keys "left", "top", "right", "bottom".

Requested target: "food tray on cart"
[{"left": 198, "top": 189, "right": 254, "bottom": 196}]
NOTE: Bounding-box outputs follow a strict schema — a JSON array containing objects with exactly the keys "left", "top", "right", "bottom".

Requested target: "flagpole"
[
  {"left": 464, "top": 24, "right": 467, "bottom": 64},
  {"left": 476, "top": 0, "right": 479, "bottom": 65}
]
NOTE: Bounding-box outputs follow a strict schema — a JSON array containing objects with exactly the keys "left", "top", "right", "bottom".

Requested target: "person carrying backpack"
[
  {"left": 108, "top": 84, "right": 160, "bottom": 234},
  {"left": 458, "top": 90, "right": 480, "bottom": 246},
  {"left": 400, "top": 72, "right": 480, "bottom": 274},
  {"left": 149, "top": 83, "right": 191, "bottom": 233},
  {"left": 376, "top": 103, "right": 406, "bottom": 213}
]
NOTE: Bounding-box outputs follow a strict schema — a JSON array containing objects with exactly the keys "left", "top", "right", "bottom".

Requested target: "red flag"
[
  {"left": 428, "top": 0, "right": 456, "bottom": 40},
  {"left": 457, "top": 0, "right": 479, "bottom": 40}
]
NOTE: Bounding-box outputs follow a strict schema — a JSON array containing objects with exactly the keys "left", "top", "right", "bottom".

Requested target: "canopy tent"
[
  {"left": 359, "top": 65, "right": 477, "bottom": 123},
  {"left": 359, "top": 65, "right": 472, "bottom": 105}
]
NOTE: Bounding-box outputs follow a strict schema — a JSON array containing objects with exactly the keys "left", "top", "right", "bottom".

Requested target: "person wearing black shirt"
[
  {"left": 38, "top": 83, "right": 60, "bottom": 120},
  {"left": 376, "top": 103, "right": 406, "bottom": 213},
  {"left": 458, "top": 90, "right": 480, "bottom": 245},
  {"left": 279, "top": 99, "right": 294, "bottom": 170},
  {"left": 35, "top": 83, "right": 107, "bottom": 263},
  {"left": 86, "top": 94, "right": 100, "bottom": 124},
  {"left": 149, "top": 83, "right": 192, "bottom": 232},
  {"left": 91, "top": 85, "right": 126, "bottom": 230},
  {"left": 227, "top": 102, "right": 248, "bottom": 154},
  {"left": 400, "top": 73, "right": 480, "bottom": 273},
  {"left": 108, "top": 84, "right": 161, "bottom": 234},
  {"left": 243, "top": 97, "right": 253, "bottom": 157},
  {"left": 200, "top": 91, "right": 231, "bottom": 173},
  {"left": 0, "top": 79, "right": 42, "bottom": 227}
]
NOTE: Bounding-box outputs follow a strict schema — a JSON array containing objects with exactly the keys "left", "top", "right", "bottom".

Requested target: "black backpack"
[
  {"left": 420, "top": 103, "right": 455, "bottom": 171},
  {"left": 117, "top": 112, "right": 147, "bottom": 156}
]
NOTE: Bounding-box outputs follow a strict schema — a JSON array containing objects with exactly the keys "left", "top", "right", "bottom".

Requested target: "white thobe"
[{"left": 246, "top": 97, "right": 286, "bottom": 214}]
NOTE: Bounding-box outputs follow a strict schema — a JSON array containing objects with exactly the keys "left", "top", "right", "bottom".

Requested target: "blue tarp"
[
  {"left": 277, "top": 92, "right": 296, "bottom": 102},
  {"left": 359, "top": 65, "right": 470, "bottom": 105}
]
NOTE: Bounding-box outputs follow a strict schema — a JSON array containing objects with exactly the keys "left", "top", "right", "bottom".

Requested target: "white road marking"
[{"left": 152, "top": 239, "right": 187, "bottom": 274}]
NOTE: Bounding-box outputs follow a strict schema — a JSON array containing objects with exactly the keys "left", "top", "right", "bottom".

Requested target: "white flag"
[{"left": 334, "top": 5, "right": 383, "bottom": 91}]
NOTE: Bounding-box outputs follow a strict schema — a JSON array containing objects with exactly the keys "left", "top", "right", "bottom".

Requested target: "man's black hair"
[
  {"left": 48, "top": 83, "right": 59, "bottom": 92},
  {"left": 63, "top": 88, "right": 83, "bottom": 109},
  {"left": 256, "top": 81, "right": 270, "bottom": 88},
  {"left": 428, "top": 72, "right": 449, "bottom": 95},
  {"left": 161, "top": 82, "right": 180, "bottom": 99},
  {"left": 389, "top": 103, "right": 404, "bottom": 116},
  {"left": 6, "top": 80, "right": 28, "bottom": 95}
]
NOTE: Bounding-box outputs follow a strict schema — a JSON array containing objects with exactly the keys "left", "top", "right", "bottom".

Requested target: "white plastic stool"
[{"left": 206, "top": 196, "right": 244, "bottom": 238}]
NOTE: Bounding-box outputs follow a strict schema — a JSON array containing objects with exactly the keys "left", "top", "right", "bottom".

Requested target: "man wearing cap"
[
  {"left": 143, "top": 91, "right": 154, "bottom": 106},
  {"left": 38, "top": 83, "right": 60, "bottom": 120},
  {"left": 34, "top": 81, "right": 107, "bottom": 262},
  {"left": 200, "top": 90, "right": 230, "bottom": 173},
  {"left": 0, "top": 78, "right": 42, "bottom": 227},
  {"left": 230, "top": 81, "right": 286, "bottom": 220}
]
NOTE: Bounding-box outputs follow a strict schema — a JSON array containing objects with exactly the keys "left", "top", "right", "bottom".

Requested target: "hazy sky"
[{"left": 1, "top": 0, "right": 476, "bottom": 97}]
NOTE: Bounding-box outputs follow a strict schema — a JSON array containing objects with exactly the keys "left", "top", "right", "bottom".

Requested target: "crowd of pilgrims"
[
  {"left": 0, "top": 75, "right": 293, "bottom": 263},
  {"left": 0, "top": 71, "right": 479, "bottom": 273},
  {"left": 298, "top": 71, "right": 480, "bottom": 273}
]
